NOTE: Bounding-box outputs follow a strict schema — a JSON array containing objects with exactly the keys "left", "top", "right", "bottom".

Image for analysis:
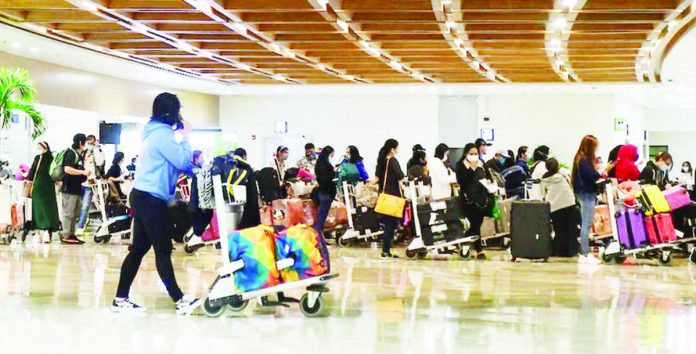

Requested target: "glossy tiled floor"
[{"left": 1, "top": 237, "right": 696, "bottom": 354}]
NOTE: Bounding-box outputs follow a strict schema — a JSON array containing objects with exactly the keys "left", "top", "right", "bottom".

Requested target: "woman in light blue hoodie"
[{"left": 112, "top": 93, "right": 200, "bottom": 315}]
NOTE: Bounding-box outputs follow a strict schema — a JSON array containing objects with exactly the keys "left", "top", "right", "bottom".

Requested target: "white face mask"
[
  {"left": 466, "top": 155, "right": 479, "bottom": 163},
  {"left": 444, "top": 151, "right": 449, "bottom": 161}
]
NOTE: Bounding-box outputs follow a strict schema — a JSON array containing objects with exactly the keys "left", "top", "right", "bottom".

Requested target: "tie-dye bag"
[
  {"left": 274, "top": 224, "right": 330, "bottom": 282},
  {"left": 228, "top": 225, "right": 281, "bottom": 292}
]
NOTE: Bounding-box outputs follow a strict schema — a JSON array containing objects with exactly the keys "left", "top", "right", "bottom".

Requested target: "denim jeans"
[
  {"left": 77, "top": 186, "right": 93, "bottom": 229},
  {"left": 313, "top": 191, "right": 333, "bottom": 234},
  {"left": 577, "top": 192, "right": 596, "bottom": 255}
]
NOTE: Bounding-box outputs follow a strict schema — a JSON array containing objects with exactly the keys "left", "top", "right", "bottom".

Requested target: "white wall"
[
  {"left": 646, "top": 108, "right": 696, "bottom": 131},
  {"left": 219, "top": 95, "right": 440, "bottom": 171},
  {"left": 438, "top": 96, "right": 478, "bottom": 148},
  {"left": 649, "top": 132, "right": 695, "bottom": 179}
]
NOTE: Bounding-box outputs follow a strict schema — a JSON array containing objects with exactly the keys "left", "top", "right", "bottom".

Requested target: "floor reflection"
[{"left": 1, "top": 242, "right": 695, "bottom": 353}]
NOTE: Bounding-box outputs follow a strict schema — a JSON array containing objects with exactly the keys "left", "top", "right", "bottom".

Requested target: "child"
[{"left": 541, "top": 158, "right": 579, "bottom": 257}]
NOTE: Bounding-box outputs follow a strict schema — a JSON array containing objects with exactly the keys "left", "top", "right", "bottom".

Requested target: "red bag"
[
  {"left": 201, "top": 212, "right": 219, "bottom": 242},
  {"left": 591, "top": 205, "right": 612, "bottom": 236},
  {"left": 645, "top": 213, "right": 677, "bottom": 245}
]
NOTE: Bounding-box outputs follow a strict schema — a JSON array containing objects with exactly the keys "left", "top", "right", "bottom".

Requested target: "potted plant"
[{"left": 0, "top": 67, "right": 45, "bottom": 139}]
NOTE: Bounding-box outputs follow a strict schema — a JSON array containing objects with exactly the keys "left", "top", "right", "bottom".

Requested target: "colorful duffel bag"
[
  {"left": 274, "top": 224, "right": 330, "bottom": 282},
  {"left": 228, "top": 225, "right": 281, "bottom": 292}
]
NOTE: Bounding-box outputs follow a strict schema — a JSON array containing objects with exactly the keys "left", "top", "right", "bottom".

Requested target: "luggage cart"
[
  {"left": 0, "top": 180, "right": 28, "bottom": 244},
  {"left": 184, "top": 183, "right": 245, "bottom": 254},
  {"left": 92, "top": 181, "right": 131, "bottom": 244},
  {"left": 335, "top": 181, "right": 383, "bottom": 247},
  {"left": 599, "top": 182, "right": 677, "bottom": 266},
  {"left": 201, "top": 175, "right": 339, "bottom": 318},
  {"left": 404, "top": 182, "right": 478, "bottom": 259}
]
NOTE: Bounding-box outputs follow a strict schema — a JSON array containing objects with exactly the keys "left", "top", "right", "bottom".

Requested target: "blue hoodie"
[{"left": 133, "top": 120, "right": 193, "bottom": 202}]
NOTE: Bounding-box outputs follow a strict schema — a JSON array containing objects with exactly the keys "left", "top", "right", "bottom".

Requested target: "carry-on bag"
[
  {"left": 228, "top": 225, "right": 281, "bottom": 292},
  {"left": 510, "top": 200, "right": 553, "bottom": 260},
  {"left": 269, "top": 199, "right": 317, "bottom": 228},
  {"left": 495, "top": 197, "right": 514, "bottom": 234},
  {"left": 274, "top": 224, "right": 330, "bottom": 282},
  {"left": 638, "top": 185, "right": 671, "bottom": 216},
  {"left": 481, "top": 217, "right": 497, "bottom": 237},
  {"left": 616, "top": 209, "right": 649, "bottom": 250},
  {"left": 645, "top": 213, "right": 678, "bottom": 244},
  {"left": 592, "top": 205, "right": 612, "bottom": 235},
  {"left": 662, "top": 186, "right": 691, "bottom": 211},
  {"left": 201, "top": 212, "right": 220, "bottom": 242},
  {"left": 672, "top": 204, "right": 696, "bottom": 237}
]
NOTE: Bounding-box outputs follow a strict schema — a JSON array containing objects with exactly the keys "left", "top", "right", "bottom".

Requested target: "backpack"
[
  {"left": 502, "top": 165, "right": 526, "bottom": 198},
  {"left": 256, "top": 167, "right": 283, "bottom": 204},
  {"left": 338, "top": 162, "right": 361, "bottom": 183},
  {"left": 49, "top": 148, "right": 74, "bottom": 182}
]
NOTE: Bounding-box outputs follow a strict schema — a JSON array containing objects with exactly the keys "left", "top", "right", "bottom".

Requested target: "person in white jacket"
[
  {"left": 541, "top": 158, "right": 579, "bottom": 258},
  {"left": 430, "top": 144, "right": 457, "bottom": 200}
]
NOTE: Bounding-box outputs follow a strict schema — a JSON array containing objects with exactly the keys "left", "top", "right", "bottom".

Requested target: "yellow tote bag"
[{"left": 375, "top": 158, "right": 406, "bottom": 218}]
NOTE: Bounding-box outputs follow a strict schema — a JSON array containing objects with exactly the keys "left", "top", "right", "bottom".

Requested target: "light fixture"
[
  {"left": 442, "top": 0, "right": 452, "bottom": 5},
  {"left": 692, "top": 0, "right": 696, "bottom": 12},
  {"left": 229, "top": 23, "right": 248, "bottom": 35},
  {"left": 191, "top": 0, "right": 212, "bottom": 13},
  {"left": 641, "top": 57, "right": 650, "bottom": 66},
  {"left": 25, "top": 23, "right": 47, "bottom": 34},
  {"left": 668, "top": 20, "right": 678, "bottom": 30},
  {"left": 336, "top": 19, "right": 350, "bottom": 33},
  {"left": 454, "top": 39, "right": 463, "bottom": 47},
  {"left": 317, "top": 0, "right": 329, "bottom": 10},
  {"left": 237, "top": 63, "right": 251, "bottom": 71},
  {"left": 29, "top": 47, "right": 38, "bottom": 53},
  {"left": 389, "top": 60, "right": 402, "bottom": 71},
  {"left": 552, "top": 17, "right": 567, "bottom": 30},
  {"left": 317, "top": 63, "right": 326, "bottom": 71},
  {"left": 80, "top": 0, "right": 98, "bottom": 12},
  {"left": 268, "top": 42, "right": 281, "bottom": 53},
  {"left": 342, "top": 74, "right": 355, "bottom": 81},
  {"left": 555, "top": 58, "right": 564, "bottom": 68},
  {"left": 445, "top": 20, "right": 457, "bottom": 30},
  {"left": 272, "top": 74, "right": 286, "bottom": 81},
  {"left": 11, "top": 42, "right": 20, "bottom": 48},
  {"left": 563, "top": 0, "right": 577, "bottom": 9},
  {"left": 550, "top": 38, "right": 562, "bottom": 51},
  {"left": 358, "top": 40, "right": 370, "bottom": 48},
  {"left": 178, "top": 42, "right": 197, "bottom": 52},
  {"left": 131, "top": 22, "right": 150, "bottom": 35}
]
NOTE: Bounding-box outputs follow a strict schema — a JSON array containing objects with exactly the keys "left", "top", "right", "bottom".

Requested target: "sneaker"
[
  {"left": 112, "top": 297, "right": 146, "bottom": 313},
  {"left": 476, "top": 253, "right": 487, "bottom": 260},
  {"left": 175, "top": 295, "right": 201, "bottom": 315},
  {"left": 75, "top": 228, "right": 85, "bottom": 237},
  {"left": 41, "top": 232, "right": 50, "bottom": 244},
  {"left": 61, "top": 235, "right": 85, "bottom": 245},
  {"left": 380, "top": 252, "right": 399, "bottom": 259},
  {"left": 585, "top": 253, "right": 601, "bottom": 265}
]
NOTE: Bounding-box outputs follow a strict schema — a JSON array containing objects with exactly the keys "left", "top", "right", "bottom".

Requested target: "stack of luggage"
[{"left": 413, "top": 197, "right": 466, "bottom": 247}]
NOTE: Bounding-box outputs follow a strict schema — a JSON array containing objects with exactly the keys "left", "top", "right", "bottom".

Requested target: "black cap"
[{"left": 475, "top": 138, "right": 492, "bottom": 147}]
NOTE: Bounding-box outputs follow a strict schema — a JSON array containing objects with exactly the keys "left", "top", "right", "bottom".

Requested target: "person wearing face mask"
[
  {"left": 640, "top": 151, "right": 673, "bottom": 190},
  {"left": 298, "top": 143, "right": 318, "bottom": 173},
  {"left": 268, "top": 146, "right": 289, "bottom": 187},
  {"left": 430, "top": 144, "right": 457, "bottom": 200},
  {"left": 339, "top": 145, "right": 369, "bottom": 183},
  {"left": 516, "top": 146, "right": 530, "bottom": 175},
  {"left": 375, "top": 139, "right": 405, "bottom": 259},
  {"left": 313, "top": 146, "right": 338, "bottom": 234},
  {"left": 28, "top": 142, "right": 60, "bottom": 243},
  {"left": 678, "top": 161, "right": 694, "bottom": 196},
  {"left": 407, "top": 149, "right": 431, "bottom": 185},
  {"left": 614, "top": 144, "right": 641, "bottom": 182},
  {"left": 475, "top": 138, "right": 492, "bottom": 164},
  {"left": 456, "top": 143, "right": 494, "bottom": 260},
  {"left": 105, "top": 152, "right": 128, "bottom": 200},
  {"left": 75, "top": 135, "right": 104, "bottom": 237},
  {"left": 485, "top": 150, "right": 510, "bottom": 173},
  {"left": 530, "top": 145, "right": 551, "bottom": 180}
]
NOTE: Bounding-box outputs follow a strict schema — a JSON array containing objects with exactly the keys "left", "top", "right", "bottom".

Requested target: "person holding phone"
[{"left": 112, "top": 92, "right": 199, "bottom": 315}]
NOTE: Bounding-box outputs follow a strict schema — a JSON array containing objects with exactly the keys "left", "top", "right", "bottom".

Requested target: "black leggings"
[
  {"left": 551, "top": 205, "right": 580, "bottom": 257},
  {"left": 116, "top": 190, "right": 183, "bottom": 302},
  {"left": 465, "top": 207, "right": 484, "bottom": 253},
  {"left": 381, "top": 215, "right": 399, "bottom": 254},
  {"left": 192, "top": 208, "right": 214, "bottom": 236}
]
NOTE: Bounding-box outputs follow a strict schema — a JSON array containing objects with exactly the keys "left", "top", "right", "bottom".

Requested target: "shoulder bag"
[
  {"left": 375, "top": 158, "right": 407, "bottom": 218},
  {"left": 24, "top": 154, "right": 43, "bottom": 198}
]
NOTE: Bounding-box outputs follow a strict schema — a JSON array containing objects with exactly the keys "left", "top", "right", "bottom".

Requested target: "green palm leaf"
[{"left": 0, "top": 67, "right": 44, "bottom": 139}]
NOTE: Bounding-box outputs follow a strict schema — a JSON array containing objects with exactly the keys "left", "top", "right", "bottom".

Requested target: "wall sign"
[
  {"left": 480, "top": 128, "right": 494, "bottom": 142},
  {"left": 274, "top": 121, "right": 288, "bottom": 134},
  {"left": 614, "top": 117, "right": 626, "bottom": 132}
]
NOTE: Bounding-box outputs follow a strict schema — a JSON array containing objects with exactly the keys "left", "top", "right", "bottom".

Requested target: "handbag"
[
  {"left": 24, "top": 154, "right": 43, "bottom": 198},
  {"left": 375, "top": 158, "right": 407, "bottom": 218}
]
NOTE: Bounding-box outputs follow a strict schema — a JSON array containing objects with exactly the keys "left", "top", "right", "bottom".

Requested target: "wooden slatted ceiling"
[{"left": 0, "top": 0, "right": 687, "bottom": 84}]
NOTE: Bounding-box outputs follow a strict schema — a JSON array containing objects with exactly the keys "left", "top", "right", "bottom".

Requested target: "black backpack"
[{"left": 256, "top": 167, "right": 284, "bottom": 204}]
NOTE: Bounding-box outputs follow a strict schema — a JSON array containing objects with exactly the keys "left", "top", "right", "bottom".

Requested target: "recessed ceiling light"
[
  {"left": 564, "top": 0, "right": 577, "bottom": 9},
  {"left": 317, "top": 0, "right": 329, "bottom": 10},
  {"left": 11, "top": 42, "right": 20, "bottom": 48},
  {"left": 29, "top": 47, "right": 38, "bottom": 53},
  {"left": 552, "top": 17, "right": 567, "bottom": 29},
  {"left": 445, "top": 20, "right": 457, "bottom": 30},
  {"left": 80, "top": 0, "right": 98, "bottom": 12},
  {"left": 336, "top": 19, "right": 349, "bottom": 33},
  {"left": 272, "top": 74, "right": 286, "bottom": 81}
]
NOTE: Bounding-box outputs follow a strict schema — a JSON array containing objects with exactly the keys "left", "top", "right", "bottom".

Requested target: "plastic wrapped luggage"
[
  {"left": 274, "top": 224, "right": 330, "bottom": 282},
  {"left": 638, "top": 185, "right": 671, "bottom": 216},
  {"left": 228, "top": 225, "right": 281, "bottom": 292},
  {"left": 481, "top": 217, "right": 497, "bottom": 237},
  {"left": 662, "top": 186, "right": 691, "bottom": 211},
  {"left": 495, "top": 197, "right": 514, "bottom": 234},
  {"left": 616, "top": 209, "right": 649, "bottom": 250},
  {"left": 354, "top": 181, "right": 379, "bottom": 208},
  {"left": 510, "top": 200, "right": 552, "bottom": 260},
  {"left": 592, "top": 205, "right": 612, "bottom": 235},
  {"left": 645, "top": 213, "right": 677, "bottom": 244},
  {"left": 324, "top": 201, "right": 348, "bottom": 228},
  {"left": 266, "top": 199, "right": 317, "bottom": 228}
]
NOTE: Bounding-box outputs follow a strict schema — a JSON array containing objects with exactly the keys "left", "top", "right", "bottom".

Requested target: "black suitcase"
[
  {"left": 354, "top": 206, "right": 380, "bottom": 232},
  {"left": 672, "top": 204, "right": 696, "bottom": 237},
  {"left": 510, "top": 200, "right": 552, "bottom": 261}
]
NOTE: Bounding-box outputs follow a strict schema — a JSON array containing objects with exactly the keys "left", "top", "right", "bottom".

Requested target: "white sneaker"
[
  {"left": 175, "top": 295, "right": 201, "bottom": 315},
  {"left": 585, "top": 253, "right": 601, "bottom": 265},
  {"left": 577, "top": 255, "right": 588, "bottom": 264},
  {"left": 112, "top": 297, "right": 146, "bottom": 313},
  {"left": 42, "top": 232, "right": 50, "bottom": 244}
]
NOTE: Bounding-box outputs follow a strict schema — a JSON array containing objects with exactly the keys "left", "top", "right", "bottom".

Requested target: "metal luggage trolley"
[
  {"left": 201, "top": 175, "right": 339, "bottom": 318},
  {"left": 598, "top": 181, "right": 678, "bottom": 266},
  {"left": 92, "top": 180, "right": 131, "bottom": 244},
  {"left": 0, "top": 180, "right": 29, "bottom": 244},
  {"left": 335, "top": 181, "right": 383, "bottom": 246},
  {"left": 404, "top": 181, "right": 478, "bottom": 259}
]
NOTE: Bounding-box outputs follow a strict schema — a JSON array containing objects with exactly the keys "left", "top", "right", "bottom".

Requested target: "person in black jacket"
[
  {"left": 375, "top": 139, "right": 405, "bottom": 259},
  {"left": 456, "top": 143, "right": 492, "bottom": 260},
  {"left": 234, "top": 148, "right": 261, "bottom": 229},
  {"left": 313, "top": 146, "right": 337, "bottom": 235},
  {"left": 640, "top": 151, "right": 673, "bottom": 190}
]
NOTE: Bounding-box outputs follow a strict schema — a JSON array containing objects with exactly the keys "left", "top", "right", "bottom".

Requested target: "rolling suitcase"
[
  {"left": 354, "top": 206, "right": 380, "bottom": 232},
  {"left": 616, "top": 209, "right": 649, "bottom": 250},
  {"left": 510, "top": 200, "right": 552, "bottom": 260},
  {"left": 495, "top": 197, "right": 514, "bottom": 234},
  {"left": 662, "top": 186, "right": 691, "bottom": 211},
  {"left": 645, "top": 213, "right": 677, "bottom": 244},
  {"left": 638, "top": 185, "right": 671, "bottom": 216}
]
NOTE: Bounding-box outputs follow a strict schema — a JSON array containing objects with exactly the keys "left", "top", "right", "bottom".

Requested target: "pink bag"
[
  {"left": 662, "top": 186, "right": 691, "bottom": 211},
  {"left": 201, "top": 212, "right": 220, "bottom": 242},
  {"left": 645, "top": 213, "right": 677, "bottom": 244}
]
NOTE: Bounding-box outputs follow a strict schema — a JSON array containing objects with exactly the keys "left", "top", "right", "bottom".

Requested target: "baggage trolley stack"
[
  {"left": 404, "top": 181, "right": 478, "bottom": 260},
  {"left": 599, "top": 182, "right": 678, "bottom": 266},
  {"left": 184, "top": 183, "right": 245, "bottom": 254},
  {"left": 92, "top": 180, "right": 132, "bottom": 244},
  {"left": 335, "top": 181, "right": 383, "bottom": 247},
  {"left": 0, "top": 181, "right": 29, "bottom": 244},
  {"left": 201, "top": 175, "right": 338, "bottom": 318}
]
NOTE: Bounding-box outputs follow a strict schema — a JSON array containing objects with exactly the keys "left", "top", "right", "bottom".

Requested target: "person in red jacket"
[{"left": 614, "top": 144, "right": 641, "bottom": 182}]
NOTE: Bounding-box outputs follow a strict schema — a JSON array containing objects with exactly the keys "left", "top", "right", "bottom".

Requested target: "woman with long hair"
[
  {"left": 375, "top": 139, "right": 404, "bottom": 259},
  {"left": 456, "top": 143, "right": 492, "bottom": 260},
  {"left": 313, "top": 145, "right": 337, "bottom": 234},
  {"left": 407, "top": 149, "right": 431, "bottom": 184},
  {"left": 430, "top": 143, "right": 457, "bottom": 200},
  {"left": 339, "top": 145, "right": 369, "bottom": 182},
  {"left": 28, "top": 141, "right": 60, "bottom": 243},
  {"left": 541, "top": 158, "right": 578, "bottom": 257},
  {"left": 106, "top": 151, "right": 127, "bottom": 199},
  {"left": 572, "top": 135, "right": 603, "bottom": 264}
]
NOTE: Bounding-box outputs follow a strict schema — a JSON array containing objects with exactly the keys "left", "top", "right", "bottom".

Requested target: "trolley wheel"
[
  {"left": 299, "top": 293, "right": 324, "bottom": 318},
  {"left": 183, "top": 234, "right": 193, "bottom": 243},
  {"left": 459, "top": 247, "right": 472, "bottom": 260},
  {"left": 201, "top": 297, "right": 226, "bottom": 318},
  {"left": 501, "top": 237, "right": 510, "bottom": 249},
  {"left": 227, "top": 298, "right": 249, "bottom": 312},
  {"left": 615, "top": 254, "right": 627, "bottom": 265},
  {"left": 184, "top": 245, "right": 196, "bottom": 254},
  {"left": 510, "top": 256, "right": 517, "bottom": 262},
  {"left": 600, "top": 251, "right": 616, "bottom": 265},
  {"left": 94, "top": 235, "right": 109, "bottom": 244},
  {"left": 417, "top": 250, "right": 428, "bottom": 259},
  {"left": 690, "top": 249, "right": 696, "bottom": 265},
  {"left": 405, "top": 248, "right": 418, "bottom": 259},
  {"left": 215, "top": 242, "right": 221, "bottom": 250},
  {"left": 658, "top": 251, "right": 672, "bottom": 266},
  {"left": 337, "top": 235, "right": 352, "bottom": 247}
]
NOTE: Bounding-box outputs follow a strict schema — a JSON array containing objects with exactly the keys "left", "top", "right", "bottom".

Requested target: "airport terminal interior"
[{"left": 2, "top": 0, "right": 696, "bottom": 353}]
